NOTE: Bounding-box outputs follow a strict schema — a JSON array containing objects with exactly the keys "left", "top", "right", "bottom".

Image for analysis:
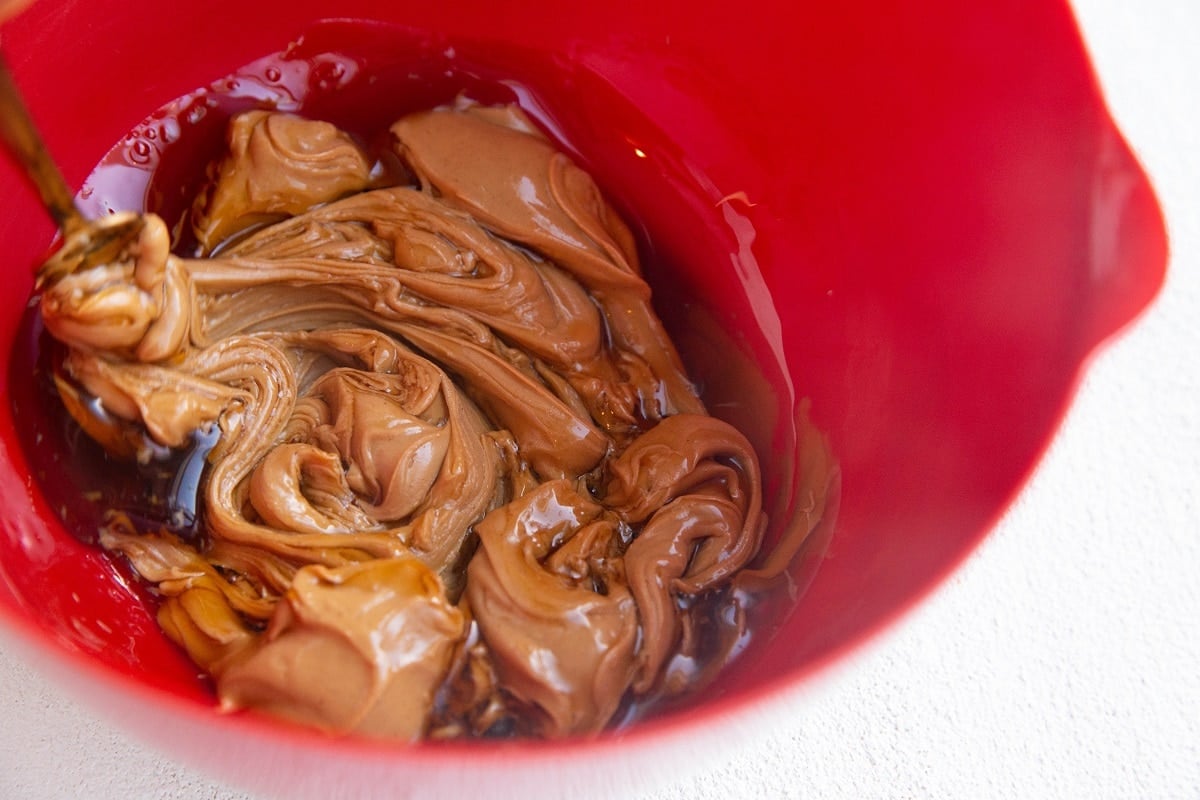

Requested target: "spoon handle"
[{"left": 0, "top": 49, "right": 84, "bottom": 233}]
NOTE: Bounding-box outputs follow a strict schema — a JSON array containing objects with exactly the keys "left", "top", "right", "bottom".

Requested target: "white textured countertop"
[{"left": 2, "top": 1, "right": 1197, "bottom": 797}]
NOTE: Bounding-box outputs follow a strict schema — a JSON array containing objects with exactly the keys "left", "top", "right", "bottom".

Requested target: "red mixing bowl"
[{"left": 0, "top": 0, "right": 1166, "bottom": 797}]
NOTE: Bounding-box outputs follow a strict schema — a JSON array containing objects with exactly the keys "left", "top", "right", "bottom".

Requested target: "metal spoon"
[{"left": 0, "top": 49, "right": 143, "bottom": 286}]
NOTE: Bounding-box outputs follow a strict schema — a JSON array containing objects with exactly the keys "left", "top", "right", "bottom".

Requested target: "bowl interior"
[{"left": 0, "top": 0, "right": 1166, "bottom": 776}]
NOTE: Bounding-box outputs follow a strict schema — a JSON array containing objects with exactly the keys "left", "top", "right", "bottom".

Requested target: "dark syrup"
[
  {"left": 13, "top": 324, "right": 217, "bottom": 547},
  {"left": 8, "top": 19, "right": 815, "bottom": 732}
]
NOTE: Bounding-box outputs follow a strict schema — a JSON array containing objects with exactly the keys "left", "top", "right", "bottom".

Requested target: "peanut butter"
[{"left": 38, "top": 102, "right": 833, "bottom": 739}]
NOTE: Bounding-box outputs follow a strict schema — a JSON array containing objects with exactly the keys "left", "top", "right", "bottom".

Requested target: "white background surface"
[{"left": 2, "top": 0, "right": 1198, "bottom": 797}]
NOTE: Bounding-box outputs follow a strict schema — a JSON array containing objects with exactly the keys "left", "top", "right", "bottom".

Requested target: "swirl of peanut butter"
[
  {"left": 36, "top": 102, "right": 833, "bottom": 739},
  {"left": 391, "top": 105, "right": 707, "bottom": 424},
  {"left": 466, "top": 480, "right": 638, "bottom": 737},
  {"left": 41, "top": 214, "right": 191, "bottom": 363},
  {"left": 604, "top": 414, "right": 767, "bottom": 691},
  {"left": 218, "top": 555, "right": 466, "bottom": 740},
  {"left": 192, "top": 111, "right": 373, "bottom": 252}
]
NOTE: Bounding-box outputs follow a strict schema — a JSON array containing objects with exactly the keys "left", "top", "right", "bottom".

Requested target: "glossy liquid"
[{"left": 9, "top": 19, "right": 825, "bottom": 733}]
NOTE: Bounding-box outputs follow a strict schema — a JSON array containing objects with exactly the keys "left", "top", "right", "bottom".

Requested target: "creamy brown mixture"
[{"left": 37, "top": 100, "right": 831, "bottom": 740}]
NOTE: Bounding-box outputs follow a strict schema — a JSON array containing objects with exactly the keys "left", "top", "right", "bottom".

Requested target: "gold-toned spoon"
[{"left": 0, "top": 49, "right": 143, "bottom": 286}]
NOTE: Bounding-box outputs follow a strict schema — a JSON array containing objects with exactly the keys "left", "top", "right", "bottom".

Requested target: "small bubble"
[
  {"left": 265, "top": 66, "right": 282, "bottom": 82},
  {"left": 186, "top": 105, "right": 208, "bottom": 125},
  {"left": 311, "top": 58, "right": 351, "bottom": 91},
  {"left": 128, "top": 139, "right": 154, "bottom": 165},
  {"left": 145, "top": 128, "right": 157, "bottom": 140}
]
